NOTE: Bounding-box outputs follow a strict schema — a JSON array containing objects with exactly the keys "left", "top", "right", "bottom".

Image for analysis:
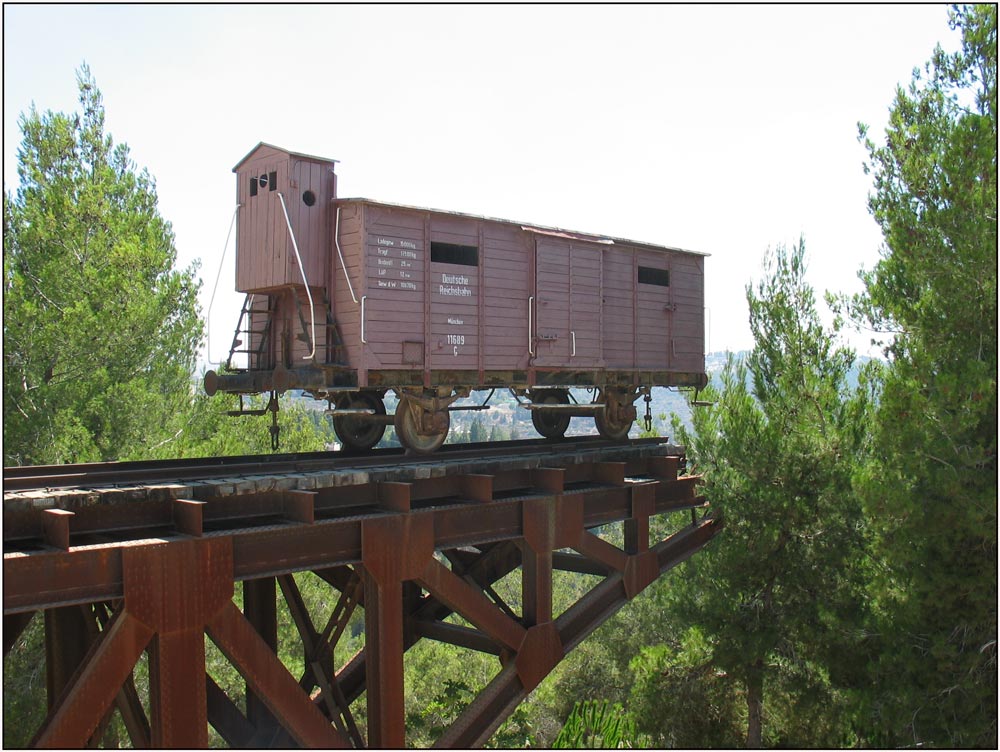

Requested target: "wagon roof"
[
  {"left": 233, "top": 142, "right": 340, "bottom": 171},
  {"left": 335, "top": 197, "right": 710, "bottom": 257}
]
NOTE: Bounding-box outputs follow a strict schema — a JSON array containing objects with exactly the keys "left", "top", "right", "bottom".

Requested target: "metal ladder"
[
  {"left": 226, "top": 294, "right": 274, "bottom": 371},
  {"left": 291, "top": 289, "right": 348, "bottom": 366}
]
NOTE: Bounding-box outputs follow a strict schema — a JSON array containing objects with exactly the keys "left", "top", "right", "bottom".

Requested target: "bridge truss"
[{"left": 3, "top": 440, "right": 720, "bottom": 747}]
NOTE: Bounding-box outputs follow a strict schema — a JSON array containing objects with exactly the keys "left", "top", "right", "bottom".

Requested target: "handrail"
[
  {"left": 334, "top": 206, "right": 359, "bottom": 305},
  {"left": 276, "top": 192, "right": 317, "bottom": 360},
  {"left": 206, "top": 204, "right": 241, "bottom": 365},
  {"left": 528, "top": 296, "right": 535, "bottom": 355},
  {"left": 361, "top": 295, "right": 368, "bottom": 344}
]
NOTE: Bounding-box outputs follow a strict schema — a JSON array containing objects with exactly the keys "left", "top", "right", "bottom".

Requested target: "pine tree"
[
  {"left": 653, "top": 240, "right": 870, "bottom": 747},
  {"left": 850, "top": 6, "right": 997, "bottom": 745},
  {"left": 3, "top": 65, "right": 203, "bottom": 464}
]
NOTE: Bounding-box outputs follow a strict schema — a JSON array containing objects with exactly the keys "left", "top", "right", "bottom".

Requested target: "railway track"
[{"left": 3, "top": 435, "right": 671, "bottom": 493}]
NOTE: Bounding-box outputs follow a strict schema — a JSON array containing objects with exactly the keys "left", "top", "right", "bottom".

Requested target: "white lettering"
[
  {"left": 378, "top": 237, "right": 394, "bottom": 246},
  {"left": 441, "top": 273, "right": 469, "bottom": 285},
  {"left": 446, "top": 334, "right": 465, "bottom": 345},
  {"left": 400, "top": 240, "right": 417, "bottom": 250},
  {"left": 378, "top": 258, "right": 394, "bottom": 266},
  {"left": 400, "top": 282, "right": 417, "bottom": 290},
  {"left": 400, "top": 250, "right": 418, "bottom": 259},
  {"left": 447, "top": 318, "right": 464, "bottom": 325},
  {"left": 439, "top": 285, "right": 472, "bottom": 297},
  {"left": 377, "top": 248, "right": 389, "bottom": 256}
]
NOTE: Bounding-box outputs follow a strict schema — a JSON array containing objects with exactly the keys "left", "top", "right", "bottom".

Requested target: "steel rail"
[{"left": 3, "top": 436, "right": 669, "bottom": 493}]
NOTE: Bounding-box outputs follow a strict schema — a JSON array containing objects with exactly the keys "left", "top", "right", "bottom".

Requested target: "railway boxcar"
[{"left": 205, "top": 143, "right": 708, "bottom": 452}]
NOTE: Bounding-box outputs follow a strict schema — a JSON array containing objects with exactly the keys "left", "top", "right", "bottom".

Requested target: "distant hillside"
[{"left": 703, "top": 350, "right": 879, "bottom": 391}]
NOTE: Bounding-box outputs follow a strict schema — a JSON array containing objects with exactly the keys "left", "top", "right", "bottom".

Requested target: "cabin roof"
[
  {"left": 233, "top": 142, "right": 340, "bottom": 172},
  {"left": 334, "top": 197, "right": 710, "bottom": 257}
]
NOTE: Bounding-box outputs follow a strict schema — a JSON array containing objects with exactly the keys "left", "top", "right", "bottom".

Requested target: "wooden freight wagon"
[{"left": 205, "top": 143, "right": 708, "bottom": 453}]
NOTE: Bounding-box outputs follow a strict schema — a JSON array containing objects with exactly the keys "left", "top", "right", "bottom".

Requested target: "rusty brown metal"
[
  {"left": 206, "top": 674, "right": 255, "bottom": 746},
  {"left": 243, "top": 577, "right": 281, "bottom": 738},
  {"left": 5, "top": 443, "right": 719, "bottom": 748},
  {"left": 207, "top": 601, "right": 350, "bottom": 748},
  {"left": 43, "top": 606, "right": 91, "bottom": 711},
  {"left": 148, "top": 630, "right": 208, "bottom": 747},
  {"left": 360, "top": 513, "right": 434, "bottom": 747},
  {"left": 32, "top": 609, "right": 154, "bottom": 748},
  {"left": 361, "top": 568, "right": 405, "bottom": 747},
  {"left": 434, "top": 664, "right": 524, "bottom": 749},
  {"left": 123, "top": 539, "right": 232, "bottom": 747}
]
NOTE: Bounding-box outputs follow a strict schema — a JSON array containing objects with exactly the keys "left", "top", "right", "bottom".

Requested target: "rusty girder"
[{"left": 4, "top": 446, "right": 720, "bottom": 747}]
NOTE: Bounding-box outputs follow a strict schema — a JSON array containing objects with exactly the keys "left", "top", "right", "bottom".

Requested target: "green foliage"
[
  {"left": 552, "top": 699, "right": 640, "bottom": 749},
  {"left": 629, "top": 626, "right": 745, "bottom": 748},
  {"left": 403, "top": 637, "right": 496, "bottom": 747},
  {"left": 663, "top": 240, "right": 870, "bottom": 747},
  {"left": 468, "top": 415, "right": 487, "bottom": 443},
  {"left": 849, "top": 5, "right": 997, "bottom": 746},
  {"left": 149, "top": 388, "right": 331, "bottom": 458},
  {"left": 3, "top": 616, "right": 46, "bottom": 748},
  {"left": 3, "top": 65, "right": 203, "bottom": 465}
]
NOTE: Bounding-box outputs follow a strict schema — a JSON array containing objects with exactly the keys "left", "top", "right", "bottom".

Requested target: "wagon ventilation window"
[
  {"left": 638, "top": 266, "right": 670, "bottom": 287},
  {"left": 431, "top": 242, "right": 478, "bottom": 267},
  {"left": 249, "top": 172, "right": 277, "bottom": 198}
]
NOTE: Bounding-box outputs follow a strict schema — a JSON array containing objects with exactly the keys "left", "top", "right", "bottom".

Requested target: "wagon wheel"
[
  {"left": 594, "top": 388, "right": 634, "bottom": 441},
  {"left": 394, "top": 399, "right": 450, "bottom": 454},
  {"left": 530, "top": 389, "right": 571, "bottom": 439},
  {"left": 332, "top": 392, "right": 386, "bottom": 450}
]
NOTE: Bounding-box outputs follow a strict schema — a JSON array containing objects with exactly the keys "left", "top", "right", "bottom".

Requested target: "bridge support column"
[
  {"left": 44, "top": 606, "right": 91, "bottom": 712},
  {"left": 243, "top": 577, "right": 284, "bottom": 742},
  {"left": 361, "top": 513, "right": 434, "bottom": 748}
]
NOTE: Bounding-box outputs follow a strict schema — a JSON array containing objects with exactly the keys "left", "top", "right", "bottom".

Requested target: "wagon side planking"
[{"left": 205, "top": 143, "right": 708, "bottom": 452}]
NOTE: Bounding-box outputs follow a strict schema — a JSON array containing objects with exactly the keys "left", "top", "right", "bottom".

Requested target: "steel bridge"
[{"left": 3, "top": 438, "right": 721, "bottom": 747}]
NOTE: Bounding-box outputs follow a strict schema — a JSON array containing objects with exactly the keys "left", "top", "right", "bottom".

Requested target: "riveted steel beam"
[{"left": 5, "top": 445, "right": 720, "bottom": 749}]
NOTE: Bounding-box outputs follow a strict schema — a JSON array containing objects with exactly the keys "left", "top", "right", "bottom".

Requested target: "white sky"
[{"left": 3, "top": 4, "right": 958, "bottom": 363}]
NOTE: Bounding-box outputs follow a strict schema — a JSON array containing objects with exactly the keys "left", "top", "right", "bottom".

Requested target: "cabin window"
[
  {"left": 638, "top": 266, "right": 670, "bottom": 287},
  {"left": 249, "top": 172, "right": 278, "bottom": 198},
  {"left": 302, "top": 190, "right": 316, "bottom": 207},
  {"left": 431, "top": 242, "right": 479, "bottom": 267}
]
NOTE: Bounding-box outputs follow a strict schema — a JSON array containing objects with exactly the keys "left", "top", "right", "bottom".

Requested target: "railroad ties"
[{"left": 3, "top": 438, "right": 721, "bottom": 748}]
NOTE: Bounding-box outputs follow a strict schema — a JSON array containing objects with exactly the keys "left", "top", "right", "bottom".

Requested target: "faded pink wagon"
[{"left": 204, "top": 143, "right": 708, "bottom": 453}]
